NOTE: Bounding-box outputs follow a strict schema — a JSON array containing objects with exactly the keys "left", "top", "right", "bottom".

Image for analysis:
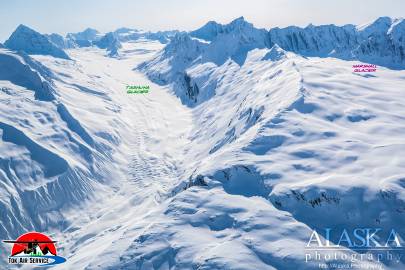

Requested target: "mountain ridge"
[{"left": 190, "top": 16, "right": 405, "bottom": 69}]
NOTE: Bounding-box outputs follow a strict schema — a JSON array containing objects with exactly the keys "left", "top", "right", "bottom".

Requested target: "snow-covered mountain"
[
  {"left": 0, "top": 43, "right": 131, "bottom": 265},
  {"left": 269, "top": 16, "right": 405, "bottom": 68},
  {"left": 46, "top": 33, "right": 76, "bottom": 49},
  {"left": 68, "top": 28, "right": 101, "bottom": 42},
  {"left": 113, "top": 27, "right": 142, "bottom": 42},
  {"left": 94, "top": 32, "right": 122, "bottom": 57},
  {"left": 66, "top": 28, "right": 102, "bottom": 47},
  {"left": 0, "top": 49, "right": 56, "bottom": 101},
  {"left": 113, "top": 28, "right": 178, "bottom": 44},
  {"left": 142, "top": 16, "right": 405, "bottom": 106},
  {"left": 0, "top": 48, "right": 87, "bottom": 240},
  {"left": 134, "top": 16, "right": 405, "bottom": 269},
  {"left": 4, "top": 25, "right": 71, "bottom": 59},
  {"left": 143, "top": 31, "right": 178, "bottom": 44},
  {"left": 92, "top": 29, "right": 177, "bottom": 57},
  {"left": 140, "top": 17, "right": 271, "bottom": 105},
  {"left": 190, "top": 20, "right": 225, "bottom": 41},
  {"left": 0, "top": 16, "right": 405, "bottom": 270},
  {"left": 2, "top": 25, "right": 175, "bottom": 60}
]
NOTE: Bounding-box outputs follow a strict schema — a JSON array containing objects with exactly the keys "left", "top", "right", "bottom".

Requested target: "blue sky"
[{"left": 1, "top": 0, "right": 404, "bottom": 42}]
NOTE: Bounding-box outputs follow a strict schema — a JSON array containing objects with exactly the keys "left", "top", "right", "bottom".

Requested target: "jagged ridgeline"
[{"left": 139, "top": 16, "right": 405, "bottom": 108}]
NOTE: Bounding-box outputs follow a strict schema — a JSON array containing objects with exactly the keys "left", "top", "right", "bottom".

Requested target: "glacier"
[{"left": 0, "top": 16, "right": 404, "bottom": 270}]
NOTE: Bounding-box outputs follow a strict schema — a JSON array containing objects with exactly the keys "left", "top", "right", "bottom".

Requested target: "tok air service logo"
[{"left": 3, "top": 232, "right": 66, "bottom": 266}]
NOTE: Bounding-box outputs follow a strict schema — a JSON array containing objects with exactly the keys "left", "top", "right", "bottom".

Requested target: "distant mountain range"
[
  {"left": 189, "top": 16, "right": 405, "bottom": 68},
  {"left": 2, "top": 16, "right": 404, "bottom": 66},
  {"left": 2, "top": 25, "right": 178, "bottom": 58}
]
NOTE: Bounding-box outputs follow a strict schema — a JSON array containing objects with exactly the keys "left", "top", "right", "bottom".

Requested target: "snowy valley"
[{"left": 0, "top": 16, "right": 405, "bottom": 270}]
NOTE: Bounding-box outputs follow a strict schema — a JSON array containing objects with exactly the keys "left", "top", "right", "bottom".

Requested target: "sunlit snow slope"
[{"left": 123, "top": 45, "right": 405, "bottom": 270}]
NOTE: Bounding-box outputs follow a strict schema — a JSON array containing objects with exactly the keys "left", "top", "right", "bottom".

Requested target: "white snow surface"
[{"left": 0, "top": 17, "right": 405, "bottom": 270}]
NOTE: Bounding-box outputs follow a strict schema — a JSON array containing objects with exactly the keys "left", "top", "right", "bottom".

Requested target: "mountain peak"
[
  {"left": 5, "top": 24, "right": 70, "bottom": 59},
  {"left": 114, "top": 27, "right": 138, "bottom": 34},
  {"left": 374, "top": 16, "right": 393, "bottom": 23},
  {"left": 15, "top": 24, "right": 32, "bottom": 31},
  {"left": 10, "top": 24, "right": 41, "bottom": 38},
  {"left": 68, "top": 28, "right": 101, "bottom": 43},
  {"left": 262, "top": 44, "right": 287, "bottom": 61},
  {"left": 190, "top": 20, "right": 223, "bottom": 41},
  {"left": 190, "top": 17, "right": 257, "bottom": 41},
  {"left": 228, "top": 16, "right": 252, "bottom": 28},
  {"left": 356, "top": 16, "right": 392, "bottom": 32},
  {"left": 95, "top": 32, "right": 121, "bottom": 54},
  {"left": 231, "top": 16, "right": 245, "bottom": 23},
  {"left": 82, "top": 28, "right": 99, "bottom": 34}
]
